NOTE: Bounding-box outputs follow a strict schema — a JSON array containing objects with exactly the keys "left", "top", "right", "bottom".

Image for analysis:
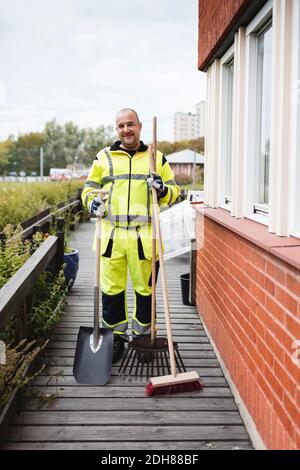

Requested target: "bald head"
[
  {"left": 115, "top": 108, "right": 142, "bottom": 151},
  {"left": 115, "top": 108, "right": 140, "bottom": 124}
]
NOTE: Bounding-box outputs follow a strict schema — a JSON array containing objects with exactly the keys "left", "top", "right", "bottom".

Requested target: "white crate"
[{"left": 160, "top": 200, "right": 196, "bottom": 260}]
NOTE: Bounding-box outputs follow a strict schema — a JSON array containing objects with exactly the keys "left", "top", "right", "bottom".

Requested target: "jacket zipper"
[{"left": 127, "top": 156, "right": 132, "bottom": 227}]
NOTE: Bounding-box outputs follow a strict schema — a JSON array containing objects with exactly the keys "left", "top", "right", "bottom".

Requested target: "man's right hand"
[{"left": 88, "top": 190, "right": 109, "bottom": 217}]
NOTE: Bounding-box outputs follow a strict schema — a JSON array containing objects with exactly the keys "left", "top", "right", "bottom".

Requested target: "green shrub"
[
  {"left": 0, "top": 227, "right": 67, "bottom": 409},
  {"left": 0, "top": 180, "right": 82, "bottom": 231},
  {"left": 0, "top": 339, "right": 48, "bottom": 409},
  {"left": 0, "top": 225, "right": 43, "bottom": 289},
  {"left": 28, "top": 270, "right": 67, "bottom": 339}
]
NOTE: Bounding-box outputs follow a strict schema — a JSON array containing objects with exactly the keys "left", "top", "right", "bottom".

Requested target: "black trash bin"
[{"left": 180, "top": 273, "right": 191, "bottom": 306}]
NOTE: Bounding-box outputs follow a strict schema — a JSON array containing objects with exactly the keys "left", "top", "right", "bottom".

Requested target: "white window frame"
[
  {"left": 244, "top": 0, "right": 273, "bottom": 226},
  {"left": 204, "top": 59, "right": 221, "bottom": 208},
  {"left": 219, "top": 45, "right": 234, "bottom": 211},
  {"left": 255, "top": 20, "right": 273, "bottom": 208},
  {"left": 290, "top": 0, "right": 300, "bottom": 238}
]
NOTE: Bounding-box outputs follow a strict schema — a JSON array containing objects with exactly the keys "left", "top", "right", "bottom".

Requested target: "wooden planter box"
[
  {"left": 0, "top": 385, "right": 20, "bottom": 442},
  {"left": 0, "top": 361, "right": 32, "bottom": 443}
]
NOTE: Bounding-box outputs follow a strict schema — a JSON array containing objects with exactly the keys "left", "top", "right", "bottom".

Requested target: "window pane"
[
  {"left": 225, "top": 60, "right": 234, "bottom": 198},
  {"left": 257, "top": 24, "right": 273, "bottom": 204}
]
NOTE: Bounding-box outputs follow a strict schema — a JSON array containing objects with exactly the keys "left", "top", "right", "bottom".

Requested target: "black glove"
[{"left": 147, "top": 171, "right": 168, "bottom": 198}]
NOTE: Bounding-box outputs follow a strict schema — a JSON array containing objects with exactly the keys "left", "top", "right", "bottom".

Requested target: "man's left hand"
[{"left": 147, "top": 171, "right": 168, "bottom": 197}]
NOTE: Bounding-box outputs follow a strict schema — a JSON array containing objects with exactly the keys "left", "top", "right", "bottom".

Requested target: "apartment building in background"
[
  {"left": 197, "top": 0, "right": 300, "bottom": 450},
  {"left": 174, "top": 101, "right": 206, "bottom": 141},
  {"left": 196, "top": 101, "right": 206, "bottom": 137}
]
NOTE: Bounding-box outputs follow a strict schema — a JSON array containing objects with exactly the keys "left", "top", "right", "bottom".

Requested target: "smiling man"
[
  {"left": 115, "top": 108, "right": 142, "bottom": 151},
  {"left": 82, "top": 109, "right": 179, "bottom": 363}
]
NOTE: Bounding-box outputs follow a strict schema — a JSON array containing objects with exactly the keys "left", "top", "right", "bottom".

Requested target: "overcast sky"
[{"left": 0, "top": 0, "right": 206, "bottom": 143}]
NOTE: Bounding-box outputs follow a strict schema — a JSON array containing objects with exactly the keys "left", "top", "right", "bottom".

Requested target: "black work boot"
[{"left": 112, "top": 336, "right": 125, "bottom": 364}]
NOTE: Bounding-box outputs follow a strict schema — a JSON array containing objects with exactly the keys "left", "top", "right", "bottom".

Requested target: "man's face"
[{"left": 115, "top": 110, "right": 142, "bottom": 150}]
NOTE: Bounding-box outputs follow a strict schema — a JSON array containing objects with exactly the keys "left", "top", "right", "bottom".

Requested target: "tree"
[
  {"left": 63, "top": 121, "right": 84, "bottom": 165},
  {"left": 157, "top": 137, "right": 205, "bottom": 156},
  {"left": 44, "top": 119, "right": 67, "bottom": 169},
  {"left": 79, "top": 126, "right": 115, "bottom": 166},
  {"left": 43, "top": 120, "right": 115, "bottom": 169},
  {"left": 0, "top": 139, "right": 15, "bottom": 174},
  {"left": 13, "top": 132, "right": 45, "bottom": 174}
]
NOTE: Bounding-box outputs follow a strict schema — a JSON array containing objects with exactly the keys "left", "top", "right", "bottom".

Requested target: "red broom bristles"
[{"left": 145, "top": 379, "right": 203, "bottom": 396}]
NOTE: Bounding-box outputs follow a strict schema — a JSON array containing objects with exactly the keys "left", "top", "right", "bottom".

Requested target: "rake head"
[{"left": 118, "top": 335, "right": 186, "bottom": 378}]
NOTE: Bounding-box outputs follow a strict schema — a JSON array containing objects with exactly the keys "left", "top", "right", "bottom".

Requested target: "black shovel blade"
[{"left": 73, "top": 326, "right": 114, "bottom": 385}]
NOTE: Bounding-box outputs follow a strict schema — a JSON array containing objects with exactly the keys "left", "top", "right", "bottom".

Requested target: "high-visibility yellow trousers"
[{"left": 100, "top": 226, "right": 157, "bottom": 340}]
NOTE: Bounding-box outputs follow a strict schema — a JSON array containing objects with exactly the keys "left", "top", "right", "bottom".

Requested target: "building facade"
[
  {"left": 174, "top": 111, "right": 197, "bottom": 141},
  {"left": 174, "top": 102, "right": 206, "bottom": 141},
  {"left": 197, "top": 0, "right": 300, "bottom": 450},
  {"left": 196, "top": 101, "right": 206, "bottom": 138}
]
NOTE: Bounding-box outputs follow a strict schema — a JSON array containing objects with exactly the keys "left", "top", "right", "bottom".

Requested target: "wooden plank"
[
  {"left": 32, "top": 375, "right": 226, "bottom": 387},
  {"left": 21, "top": 397, "right": 238, "bottom": 412},
  {"left": 53, "top": 318, "right": 203, "bottom": 325},
  {"left": 56, "top": 319, "right": 202, "bottom": 326},
  {"left": 49, "top": 331, "right": 206, "bottom": 341},
  {"left": 24, "top": 385, "right": 233, "bottom": 398},
  {"left": 39, "top": 360, "right": 224, "bottom": 377},
  {"left": 46, "top": 338, "right": 211, "bottom": 349},
  {"left": 38, "top": 359, "right": 221, "bottom": 371},
  {"left": 42, "top": 347, "right": 213, "bottom": 359},
  {"left": 40, "top": 363, "right": 222, "bottom": 375},
  {"left": 13, "top": 410, "right": 243, "bottom": 425},
  {"left": 5, "top": 425, "right": 250, "bottom": 442},
  {"left": 41, "top": 350, "right": 221, "bottom": 375},
  {"left": 1, "top": 441, "right": 253, "bottom": 450},
  {"left": 65, "top": 302, "right": 197, "bottom": 309},
  {"left": 43, "top": 345, "right": 211, "bottom": 356}
]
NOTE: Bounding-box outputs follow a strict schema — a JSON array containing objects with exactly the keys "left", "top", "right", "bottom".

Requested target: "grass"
[{"left": 179, "top": 183, "right": 204, "bottom": 190}]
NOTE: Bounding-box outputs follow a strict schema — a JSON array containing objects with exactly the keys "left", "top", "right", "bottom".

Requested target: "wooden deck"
[{"left": 2, "top": 221, "right": 253, "bottom": 450}]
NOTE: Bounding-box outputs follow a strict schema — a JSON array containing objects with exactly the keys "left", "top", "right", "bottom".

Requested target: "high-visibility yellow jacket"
[{"left": 82, "top": 141, "right": 179, "bottom": 259}]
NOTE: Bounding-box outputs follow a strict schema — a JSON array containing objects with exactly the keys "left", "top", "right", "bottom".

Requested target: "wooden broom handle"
[
  {"left": 149, "top": 117, "right": 177, "bottom": 377},
  {"left": 150, "top": 117, "right": 157, "bottom": 342}
]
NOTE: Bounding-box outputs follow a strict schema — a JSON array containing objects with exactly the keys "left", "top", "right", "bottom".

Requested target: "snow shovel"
[{"left": 73, "top": 212, "right": 113, "bottom": 385}]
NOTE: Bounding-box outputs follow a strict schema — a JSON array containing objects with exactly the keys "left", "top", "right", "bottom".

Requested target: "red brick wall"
[
  {"left": 198, "top": 0, "right": 250, "bottom": 69},
  {"left": 196, "top": 212, "right": 300, "bottom": 449}
]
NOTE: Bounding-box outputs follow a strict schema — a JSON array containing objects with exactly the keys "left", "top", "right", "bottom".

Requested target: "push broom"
[{"left": 145, "top": 116, "right": 203, "bottom": 396}]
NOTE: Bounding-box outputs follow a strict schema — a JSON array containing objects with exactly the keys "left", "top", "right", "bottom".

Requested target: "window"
[
  {"left": 219, "top": 45, "right": 234, "bottom": 208},
  {"left": 255, "top": 22, "right": 273, "bottom": 207},
  {"left": 225, "top": 60, "right": 234, "bottom": 201}
]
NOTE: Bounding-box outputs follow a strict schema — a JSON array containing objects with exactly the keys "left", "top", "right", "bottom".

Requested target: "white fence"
[{"left": 0, "top": 176, "right": 50, "bottom": 183}]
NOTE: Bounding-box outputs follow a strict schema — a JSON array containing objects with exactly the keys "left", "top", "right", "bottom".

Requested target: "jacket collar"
[{"left": 110, "top": 140, "right": 148, "bottom": 152}]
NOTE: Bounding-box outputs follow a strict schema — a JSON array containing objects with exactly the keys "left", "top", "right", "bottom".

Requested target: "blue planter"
[{"left": 64, "top": 248, "right": 79, "bottom": 291}]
